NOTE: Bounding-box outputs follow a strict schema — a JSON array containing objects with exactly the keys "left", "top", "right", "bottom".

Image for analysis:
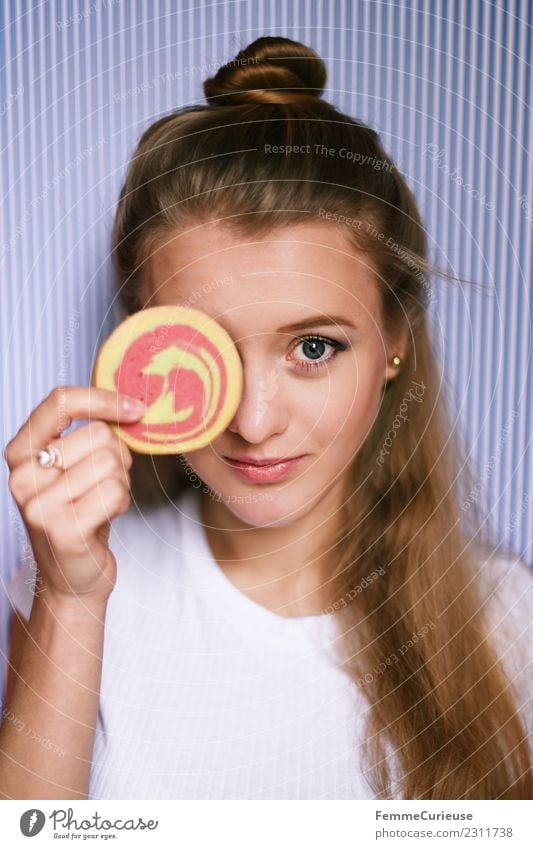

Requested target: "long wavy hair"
[{"left": 109, "top": 36, "right": 531, "bottom": 799}]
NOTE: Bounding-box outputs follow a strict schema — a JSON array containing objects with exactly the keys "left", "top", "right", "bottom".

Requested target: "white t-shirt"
[{"left": 5, "top": 486, "right": 532, "bottom": 800}]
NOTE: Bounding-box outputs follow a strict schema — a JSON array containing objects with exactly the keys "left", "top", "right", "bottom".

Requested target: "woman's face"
[{"left": 141, "top": 220, "right": 403, "bottom": 528}]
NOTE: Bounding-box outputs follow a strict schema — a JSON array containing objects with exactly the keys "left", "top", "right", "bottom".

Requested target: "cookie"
[{"left": 91, "top": 305, "right": 243, "bottom": 454}]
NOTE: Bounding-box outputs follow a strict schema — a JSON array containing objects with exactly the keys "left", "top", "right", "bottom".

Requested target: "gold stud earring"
[{"left": 391, "top": 355, "right": 401, "bottom": 367}]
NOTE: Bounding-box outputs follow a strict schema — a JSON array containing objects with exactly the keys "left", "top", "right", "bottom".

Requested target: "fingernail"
[{"left": 121, "top": 396, "right": 146, "bottom": 415}]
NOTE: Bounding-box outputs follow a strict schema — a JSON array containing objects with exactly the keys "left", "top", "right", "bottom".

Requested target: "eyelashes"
[{"left": 288, "top": 334, "right": 348, "bottom": 373}]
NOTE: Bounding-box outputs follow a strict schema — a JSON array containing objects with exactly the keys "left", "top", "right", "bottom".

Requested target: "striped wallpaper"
[{"left": 1, "top": 1, "right": 532, "bottom": 699}]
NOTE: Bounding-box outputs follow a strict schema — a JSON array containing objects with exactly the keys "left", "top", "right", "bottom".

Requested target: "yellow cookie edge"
[{"left": 91, "top": 306, "right": 243, "bottom": 454}]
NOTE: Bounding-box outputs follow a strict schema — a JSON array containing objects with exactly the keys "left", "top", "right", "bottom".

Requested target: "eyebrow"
[{"left": 277, "top": 315, "right": 358, "bottom": 333}]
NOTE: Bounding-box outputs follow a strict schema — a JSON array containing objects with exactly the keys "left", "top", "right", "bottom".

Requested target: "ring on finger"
[{"left": 37, "top": 443, "right": 65, "bottom": 470}]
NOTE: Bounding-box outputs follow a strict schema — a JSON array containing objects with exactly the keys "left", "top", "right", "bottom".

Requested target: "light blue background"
[{"left": 1, "top": 1, "right": 532, "bottom": 705}]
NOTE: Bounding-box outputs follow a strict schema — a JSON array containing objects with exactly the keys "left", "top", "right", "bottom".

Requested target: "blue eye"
[{"left": 289, "top": 335, "right": 347, "bottom": 372}]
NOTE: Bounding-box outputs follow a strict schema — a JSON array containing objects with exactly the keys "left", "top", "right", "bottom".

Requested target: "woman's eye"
[{"left": 288, "top": 335, "right": 347, "bottom": 372}]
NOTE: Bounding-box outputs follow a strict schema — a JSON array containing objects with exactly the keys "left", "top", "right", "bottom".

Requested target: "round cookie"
[{"left": 91, "top": 305, "right": 243, "bottom": 454}]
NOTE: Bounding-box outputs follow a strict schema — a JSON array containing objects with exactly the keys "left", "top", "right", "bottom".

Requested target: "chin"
[{"left": 204, "top": 483, "right": 308, "bottom": 529}]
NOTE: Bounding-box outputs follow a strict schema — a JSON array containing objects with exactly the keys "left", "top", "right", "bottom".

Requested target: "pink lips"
[{"left": 223, "top": 455, "right": 306, "bottom": 483}]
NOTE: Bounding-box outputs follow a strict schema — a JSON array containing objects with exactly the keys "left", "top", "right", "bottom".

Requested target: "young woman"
[{"left": 2, "top": 36, "right": 531, "bottom": 801}]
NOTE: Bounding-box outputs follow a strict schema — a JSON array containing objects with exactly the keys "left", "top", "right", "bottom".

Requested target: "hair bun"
[{"left": 203, "top": 36, "right": 327, "bottom": 107}]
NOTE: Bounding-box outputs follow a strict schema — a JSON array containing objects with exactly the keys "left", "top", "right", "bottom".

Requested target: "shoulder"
[
  {"left": 475, "top": 548, "right": 532, "bottom": 725},
  {"left": 475, "top": 548, "right": 532, "bottom": 626}
]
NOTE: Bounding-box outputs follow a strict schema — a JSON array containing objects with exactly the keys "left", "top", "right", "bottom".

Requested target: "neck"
[{"left": 199, "top": 484, "right": 346, "bottom": 617}]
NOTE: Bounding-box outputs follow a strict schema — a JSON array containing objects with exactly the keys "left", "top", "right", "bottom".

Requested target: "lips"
[
  {"left": 223, "top": 456, "right": 300, "bottom": 466},
  {"left": 223, "top": 455, "right": 306, "bottom": 483}
]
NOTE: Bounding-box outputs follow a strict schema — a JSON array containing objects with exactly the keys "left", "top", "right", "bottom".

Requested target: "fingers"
[
  {"left": 51, "top": 419, "right": 133, "bottom": 472},
  {"left": 7, "top": 421, "right": 133, "bottom": 508},
  {"left": 23, "top": 475, "right": 131, "bottom": 558},
  {"left": 3, "top": 386, "right": 145, "bottom": 470},
  {"left": 60, "top": 477, "right": 131, "bottom": 551},
  {"left": 25, "top": 454, "right": 129, "bottom": 530},
  {"left": 12, "top": 447, "right": 131, "bottom": 513}
]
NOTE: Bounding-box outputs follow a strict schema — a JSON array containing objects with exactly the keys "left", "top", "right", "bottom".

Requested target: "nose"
[{"left": 227, "top": 359, "right": 288, "bottom": 444}]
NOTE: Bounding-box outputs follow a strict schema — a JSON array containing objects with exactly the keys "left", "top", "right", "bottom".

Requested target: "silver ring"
[{"left": 37, "top": 444, "right": 64, "bottom": 470}]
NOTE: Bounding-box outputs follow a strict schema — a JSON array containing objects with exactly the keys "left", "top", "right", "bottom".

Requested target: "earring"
[{"left": 382, "top": 355, "right": 402, "bottom": 390}]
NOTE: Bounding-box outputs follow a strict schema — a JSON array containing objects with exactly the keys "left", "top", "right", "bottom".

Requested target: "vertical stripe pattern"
[{"left": 1, "top": 1, "right": 532, "bottom": 702}]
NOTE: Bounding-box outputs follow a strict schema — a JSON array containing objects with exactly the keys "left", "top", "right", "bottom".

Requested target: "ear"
[{"left": 383, "top": 323, "right": 409, "bottom": 384}]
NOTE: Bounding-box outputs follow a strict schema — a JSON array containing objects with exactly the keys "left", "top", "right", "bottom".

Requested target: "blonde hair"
[{"left": 110, "top": 36, "right": 532, "bottom": 798}]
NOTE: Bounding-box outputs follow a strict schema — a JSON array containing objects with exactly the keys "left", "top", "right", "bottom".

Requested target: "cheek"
[
  {"left": 314, "top": 364, "right": 383, "bottom": 451},
  {"left": 180, "top": 446, "right": 219, "bottom": 480}
]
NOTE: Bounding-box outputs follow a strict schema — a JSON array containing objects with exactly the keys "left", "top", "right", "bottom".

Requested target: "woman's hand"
[{"left": 4, "top": 386, "right": 146, "bottom": 606}]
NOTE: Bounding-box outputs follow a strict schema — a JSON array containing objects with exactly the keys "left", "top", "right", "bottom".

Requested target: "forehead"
[{"left": 143, "top": 220, "right": 382, "bottom": 327}]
